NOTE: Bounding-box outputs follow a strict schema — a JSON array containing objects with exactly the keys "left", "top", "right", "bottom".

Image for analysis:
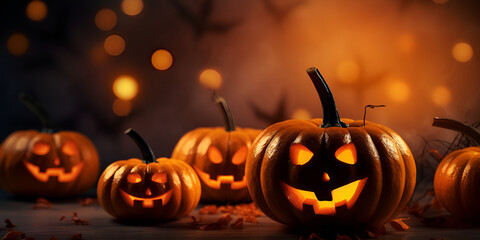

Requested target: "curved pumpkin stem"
[
  {"left": 363, "top": 105, "right": 386, "bottom": 126},
  {"left": 306, "top": 67, "right": 347, "bottom": 128},
  {"left": 432, "top": 117, "right": 480, "bottom": 146},
  {"left": 216, "top": 96, "right": 236, "bottom": 132},
  {"left": 19, "top": 93, "right": 53, "bottom": 133},
  {"left": 124, "top": 128, "right": 156, "bottom": 163}
]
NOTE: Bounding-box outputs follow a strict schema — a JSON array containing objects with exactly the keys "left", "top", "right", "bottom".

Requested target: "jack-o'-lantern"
[
  {"left": 0, "top": 94, "right": 99, "bottom": 197},
  {"left": 433, "top": 117, "right": 480, "bottom": 222},
  {"left": 172, "top": 97, "right": 261, "bottom": 203},
  {"left": 97, "top": 129, "right": 201, "bottom": 220},
  {"left": 245, "top": 68, "right": 416, "bottom": 230}
]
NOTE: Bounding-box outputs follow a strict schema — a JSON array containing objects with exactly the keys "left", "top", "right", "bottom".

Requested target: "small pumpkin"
[
  {"left": 97, "top": 129, "right": 201, "bottom": 220},
  {"left": 172, "top": 97, "right": 261, "bottom": 203},
  {"left": 0, "top": 94, "right": 100, "bottom": 197},
  {"left": 245, "top": 68, "right": 416, "bottom": 230},
  {"left": 433, "top": 117, "right": 480, "bottom": 222}
]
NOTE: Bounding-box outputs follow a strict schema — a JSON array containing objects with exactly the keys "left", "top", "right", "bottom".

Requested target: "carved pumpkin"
[
  {"left": 433, "top": 117, "right": 480, "bottom": 222},
  {"left": 172, "top": 97, "right": 261, "bottom": 203},
  {"left": 98, "top": 129, "right": 201, "bottom": 220},
  {"left": 0, "top": 94, "right": 99, "bottom": 197},
  {"left": 245, "top": 68, "right": 416, "bottom": 229}
]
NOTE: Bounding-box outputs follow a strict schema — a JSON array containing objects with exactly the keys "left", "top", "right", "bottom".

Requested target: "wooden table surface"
[{"left": 1, "top": 189, "right": 479, "bottom": 240}]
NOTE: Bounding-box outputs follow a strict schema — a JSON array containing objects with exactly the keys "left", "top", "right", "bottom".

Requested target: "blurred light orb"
[
  {"left": 26, "top": 0, "right": 47, "bottom": 21},
  {"left": 95, "top": 9, "right": 117, "bottom": 31},
  {"left": 121, "top": 0, "right": 143, "bottom": 16},
  {"left": 292, "top": 108, "right": 311, "bottom": 120},
  {"left": 387, "top": 79, "right": 410, "bottom": 102},
  {"left": 398, "top": 33, "right": 416, "bottom": 54},
  {"left": 199, "top": 69, "right": 222, "bottom": 89},
  {"left": 452, "top": 42, "right": 473, "bottom": 63},
  {"left": 7, "top": 33, "right": 29, "bottom": 56},
  {"left": 151, "top": 49, "right": 173, "bottom": 70},
  {"left": 432, "top": 86, "right": 451, "bottom": 107},
  {"left": 113, "top": 75, "right": 138, "bottom": 100},
  {"left": 433, "top": 0, "right": 448, "bottom": 4},
  {"left": 104, "top": 35, "right": 125, "bottom": 56},
  {"left": 113, "top": 99, "right": 132, "bottom": 116},
  {"left": 336, "top": 60, "right": 360, "bottom": 83}
]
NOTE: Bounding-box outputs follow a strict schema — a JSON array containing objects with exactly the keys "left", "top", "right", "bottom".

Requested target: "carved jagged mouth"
[
  {"left": 23, "top": 161, "right": 84, "bottom": 183},
  {"left": 281, "top": 178, "right": 368, "bottom": 215},
  {"left": 193, "top": 166, "right": 246, "bottom": 190},
  {"left": 119, "top": 189, "right": 172, "bottom": 208}
]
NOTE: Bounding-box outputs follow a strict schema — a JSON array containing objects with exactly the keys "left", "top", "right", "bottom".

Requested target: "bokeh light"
[
  {"left": 336, "top": 60, "right": 360, "bottom": 83},
  {"left": 292, "top": 108, "right": 311, "bottom": 120},
  {"left": 113, "top": 99, "right": 132, "bottom": 116},
  {"left": 431, "top": 86, "right": 451, "bottom": 107},
  {"left": 113, "top": 75, "right": 138, "bottom": 100},
  {"left": 387, "top": 78, "right": 410, "bottom": 102},
  {"left": 151, "top": 49, "right": 173, "bottom": 70},
  {"left": 397, "top": 33, "right": 416, "bottom": 54},
  {"left": 121, "top": 0, "right": 143, "bottom": 16},
  {"left": 452, "top": 42, "right": 473, "bottom": 63},
  {"left": 7, "top": 33, "right": 29, "bottom": 56},
  {"left": 26, "top": 0, "right": 47, "bottom": 21},
  {"left": 199, "top": 69, "right": 222, "bottom": 89},
  {"left": 95, "top": 9, "right": 117, "bottom": 31},
  {"left": 104, "top": 34, "right": 125, "bottom": 56}
]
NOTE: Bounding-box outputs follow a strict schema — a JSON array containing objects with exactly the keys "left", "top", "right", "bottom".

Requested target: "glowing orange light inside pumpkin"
[
  {"left": 113, "top": 76, "right": 138, "bottom": 100},
  {"left": 152, "top": 172, "right": 167, "bottom": 184},
  {"left": 431, "top": 86, "right": 451, "bottom": 107},
  {"left": 26, "top": 0, "right": 47, "bottom": 21},
  {"left": 32, "top": 142, "right": 50, "bottom": 155},
  {"left": 151, "top": 49, "right": 173, "bottom": 71},
  {"left": 23, "top": 161, "right": 84, "bottom": 182},
  {"left": 290, "top": 144, "right": 313, "bottom": 165},
  {"left": 199, "top": 69, "right": 222, "bottom": 89},
  {"left": 335, "top": 143, "right": 357, "bottom": 165},
  {"left": 208, "top": 146, "right": 223, "bottom": 164},
  {"left": 336, "top": 60, "right": 359, "bottom": 83},
  {"left": 232, "top": 146, "right": 247, "bottom": 165},
  {"left": 120, "top": 189, "right": 172, "bottom": 208},
  {"left": 121, "top": 0, "right": 143, "bottom": 16},
  {"left": 322, "top": 172, "right": 330, "bottom": 182},
  {"left": 104, "top": 34, "right": 125, "bottom": 56},
  {"left": 7, "top": 33, "right": 29, "bottom": 56},
  {"left": 95, "top": 8, "right": 117, "bottom": 31},
  {"left": 452, "top": 42, "right": 473, "bottom": 63},
  {"left": 62, "top": 141, "right": 78, "bottom": 156},
  {"left": 193, "top": 166, "right": 246, "bottom": 190},
  {"left": 127, "top": 172, "right": 142, "bottom": 183},
  {"left": 145, "top": 188, "right": 152, "bottom": 196}
]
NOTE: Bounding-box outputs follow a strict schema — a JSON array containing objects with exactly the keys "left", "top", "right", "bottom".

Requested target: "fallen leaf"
[
  {"left": 80, "top": 198, "right": 97, "bottom": 206},
  {"left": 198, "top": 205, "right": 218, "bottom": 215},
  {"left": 308, "top": 233, "right": 323, "bottom": 240},
  {"left": 231, "top": 217, "right": 243, "bottom": 229},
  {"left": 33, "top": 198, "right": 52, "bottom": 209},
  {"left": 390, "top": 217, "right": 410, "bottom": 231}
]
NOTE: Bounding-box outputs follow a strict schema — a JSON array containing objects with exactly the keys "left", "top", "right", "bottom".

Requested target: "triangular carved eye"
[
  {"left": 33, "top": 142, "right": 50, "bottom": 155},
  {"left": 232, "top": 146, "right": 247, "bottom": 165},
  {"left": 152, "top": 172, "right": 167, "bottom": 183},
  {"left": 208, "top": 146, "right": 223, "bottom": 164},
  {"left": 290, "top": 144, "right": 313, "bottom": 165},
  {"left": 127, "top": 172, "right": 142, "bottom": 183},
  {"left": 335, "top": 143, "right": 357, "bottom": 165},
  {"left": 62, "top": 140, "right": 78, "bottom": 156}
]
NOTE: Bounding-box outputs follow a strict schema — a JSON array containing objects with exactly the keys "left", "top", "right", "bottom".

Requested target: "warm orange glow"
[
  {"left": 7, "top": 33, "right": 29, "bottom": 56},
  {"left": 290, "top": 144, "right": 313, "bottom": 165},
  {"left": 199, "top": 69, "right": 222, "bottom": 89},
  {"left": 194, "top": 166, "right": 247, "bottom": 190},
  {"left": 32, "top": 142, "right": 50, "bottom": 155},
  {"left": 322, "top": 172, "right": 330, "bottom": 182},
  {"left": 336, "top": 60, "right": 360, "bottom": 83},
  {"left": 121, "top": 0, "right": 143, "bottom": 16},
  {"left": 120, "top": 189, "right": 172, "bottom": 208},
  {"left": 151, "top": 172, "right": 167, "bottom": 183},
  {"left": 433, "top": 0, "right": 448, "bottom": 4},
  {"left": 112, "top": 99, "right": 132, "bottom": 116},
  {"left": 432, "top": 86, "right": 451, "bottom": 107},
  {"left": 23, "top": 161, "right": 84, "bottom": 182},
  {"left": 62, "top": 141, "right": 78, "bottom": 156},
  {"left": 127, "top": 172, "right": 142, "bottom": 183},
  {"left": 232, "top": 146, "right": 248, "bottom": 165},
  {"left": 113, "top": 76, "right": 138, "bottom": 100},
  {"left": 387, "top": 79, "right": 410, "bottom": 102},
  {"left": 151, "top": 49, "right": 173, "bottom": 70},
  {"left": 397, "top": 33, "right": 416, "bottom": 54},
  {"left": 452, "top": 42, "right": 473, "bottom": 63},
  {"left": 292, "top": 108, "right": 311, "bottom": 120},
  {"left": 335, "top": 143, "right": 357, "bottom": 165},
  {"left": 104, "top": 34, "right": 125, "bottom": 56},
  {"left": 281, "top": 178, "right": 368, "bottom": 215},
  {"left": 95, "top": 8, "right": 117, "bottom": 31},
  {"left": 208, "top": 146, "right": 223, "bottom": 164},
  {"left": 26, "top": 0, "right": 47, "bottom": 21}
]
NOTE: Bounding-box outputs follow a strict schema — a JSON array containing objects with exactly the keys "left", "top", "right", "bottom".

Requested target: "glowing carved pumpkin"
[
  {"left": 433, "top": 117, "right": 480, "bottom": 222},
  {"left": 0, "top": 94, "right": 99, "bottom": 197},
  {"left": 172, "top": 97, "right": 261, "bottom": 203},
  {"left": 97, "top": 129, "right": 201, "bottom": 220},
  {"left": 245, "top": 68, "right": 416, "bottom": 229}
]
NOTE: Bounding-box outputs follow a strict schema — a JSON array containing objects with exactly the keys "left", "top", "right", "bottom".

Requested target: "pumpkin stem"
[
  {"left": 124, "top": 128, "right": 156, "bottom": 163},
  {"left": 306, "top": 67, "right": 347, "bottom": 128},
  {"left": 19, "top": 93, "right": 53, "bottom": 133},
  {"left": 432, "top": 117, "right": 480, "bottom": 146},
  {"left": 363, "top": 105, "right": 386, "bottom": 126},
  {"left": 216, "top": 96, "right": 236, "bottom": 132}
]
